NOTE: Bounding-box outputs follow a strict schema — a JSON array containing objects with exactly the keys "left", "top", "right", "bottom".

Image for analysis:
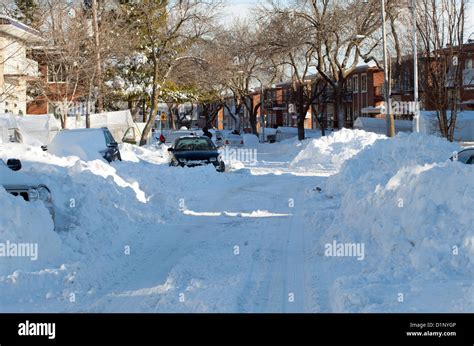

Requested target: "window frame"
[
  {"left": 47, "top": 63, "right": 67, "bottom": 84},
  {"left": 361, "top": 74, "right": 367, "bottom": 93},
  {"left": 353, "top": 75, "right": 359, "bottom": 93}
]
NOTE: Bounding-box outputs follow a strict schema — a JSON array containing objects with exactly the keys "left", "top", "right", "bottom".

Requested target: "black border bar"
[{"left": 0, "top": 313, "right": 472, "bottom": 345}]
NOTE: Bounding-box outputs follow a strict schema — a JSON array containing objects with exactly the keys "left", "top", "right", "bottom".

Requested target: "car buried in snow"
[
  {"left": 168, "top": 136, "right": 226, "bottom": 172},
  {"left": 452, "top": 147, "right": 474, "bottom": 164},
  {"left": 0, "top": 158, "right": 55, "bottom": 220},
  {"left": 45, "top": 127, "right": 122, "bottom": 163}
]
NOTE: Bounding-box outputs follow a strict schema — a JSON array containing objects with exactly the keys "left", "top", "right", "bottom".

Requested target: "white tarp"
[
  {"left": 66, "top": 110, "right": 137, "bottom": 143},
  {"left": 419, "top": 111, "right": 474, "bottom": 141},
  {"left": 354, "top": 117, "right": 413, "bottom": 135},
  {"left": 0, "top": 113, "right": 55, "bottom": 145}
]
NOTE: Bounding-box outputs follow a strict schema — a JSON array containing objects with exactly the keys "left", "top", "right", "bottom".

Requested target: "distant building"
[{"left": 0, "top": 15, "right": 42, "bottom": 115}]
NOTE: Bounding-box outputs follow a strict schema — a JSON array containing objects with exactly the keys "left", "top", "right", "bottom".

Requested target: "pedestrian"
[{"left": 202, "top": 127, "right": 213, "bottom": 139}]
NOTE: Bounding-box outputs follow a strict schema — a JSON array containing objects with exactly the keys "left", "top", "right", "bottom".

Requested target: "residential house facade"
[{"left": 0, "top": 15, "right": 42, "bottom": 115}]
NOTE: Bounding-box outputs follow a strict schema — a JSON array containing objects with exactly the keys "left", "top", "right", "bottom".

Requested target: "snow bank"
[
  {"left": 289, "top": 129, "right": 384, "bottom": 172},
  {"left": 119, "top": 143, "right": 169, "bottom": 164},
  {"left": 321, "top": 132, "right": 472, "bottom": 312},
  {"left": 326, "top": 132, "right": 459, "bottom": 197},
  {"left": 0, "top": 188, "right": 60, "bottom": 275},
  {"left": 0, "top": 143, "right": 171, "bottom": 310}
]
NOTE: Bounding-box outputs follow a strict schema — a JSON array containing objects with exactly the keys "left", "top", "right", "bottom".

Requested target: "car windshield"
[{"left": 175, "top": 138, "right": 215, "bottom": 151}]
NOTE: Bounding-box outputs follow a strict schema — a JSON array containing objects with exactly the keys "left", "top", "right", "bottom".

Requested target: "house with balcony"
[{"left": 0, "top": 15, "right": 42, "bottom": 115}]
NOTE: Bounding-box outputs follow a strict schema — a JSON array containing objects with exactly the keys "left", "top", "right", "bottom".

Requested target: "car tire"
[{"left": 217, "top": 161, "right": 225, "bottom": 173}]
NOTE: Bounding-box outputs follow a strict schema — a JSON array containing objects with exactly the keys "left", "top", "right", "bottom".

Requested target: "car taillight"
[{"left": 159, "top": 134, "right": 166, "bottom": 143}]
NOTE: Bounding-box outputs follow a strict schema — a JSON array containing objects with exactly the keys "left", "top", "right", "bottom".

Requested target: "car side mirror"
[{"left": 7, "top": 158, "right": 22, "bottom": 171}]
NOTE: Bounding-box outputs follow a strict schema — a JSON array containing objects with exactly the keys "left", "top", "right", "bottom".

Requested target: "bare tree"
[
  {"left": 262, "top": 0, "right": 393, "bottom": 132},
  {"left": 120, "top": 0, "right": 220, "bottom": 146},
  {"left": 417, "top": 0, "right": 466, "bottom": 141},
  {"left": 258, "top": 10, "right": 328, "bottom": 140}
]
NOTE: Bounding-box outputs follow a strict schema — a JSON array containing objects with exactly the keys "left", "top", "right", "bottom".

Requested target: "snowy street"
[{"left": 1, "top": 129, "right": 472, "bottom": 313}]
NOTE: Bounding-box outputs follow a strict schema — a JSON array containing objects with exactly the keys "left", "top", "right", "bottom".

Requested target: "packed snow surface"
[{"left": 0, "top": 129, "right": 472, "bottom": 312}]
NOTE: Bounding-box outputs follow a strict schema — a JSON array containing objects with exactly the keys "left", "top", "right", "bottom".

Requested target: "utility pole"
[
  {"left": 381, "top": 0, "right": 395, "bottom": 137},
  {"left": 412, "top": 0, "right": 420, "bottom": 132},
  {"left": 91, "top": 0, "right": 103, "bottom": 112}
]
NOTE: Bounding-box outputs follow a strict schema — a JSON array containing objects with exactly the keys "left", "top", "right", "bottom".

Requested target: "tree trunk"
[
  {"left": 142, "top": 99, "right": 147, "bottom": 123},
  {"left": 139, "top": 66, "right": 160, "bottom": 146},
  {"left": 296, "top": 85, "right": 306, "bottom": 141},
  {"left": 249, "top": 107, "right": 258, "bottom": 135},
  {"left": 334, "top": 85, "right": 345, "bottom": 129}
]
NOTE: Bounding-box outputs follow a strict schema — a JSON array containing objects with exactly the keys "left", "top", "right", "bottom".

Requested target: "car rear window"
[
  {"left": 175, "top": 138, "right": 215, "bottom": 151},
  {"left": 458, "top": 149, "right": 474, "bottom": 164}
]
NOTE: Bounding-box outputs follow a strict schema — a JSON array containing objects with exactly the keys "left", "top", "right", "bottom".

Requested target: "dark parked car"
[
  {"left": 168, "top": 136, "right": 225, "bottom": 172},
  {"left": 452, "top": 148, "right": 474, "bottom": 164}
]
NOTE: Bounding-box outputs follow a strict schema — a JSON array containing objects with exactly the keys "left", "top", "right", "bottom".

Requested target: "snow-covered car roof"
[
  {"left": 47, "top": 128, "right": 110, "bottom": 161},
  {"left": 0, "top": 159, "right": 43, "bottom": 186}
]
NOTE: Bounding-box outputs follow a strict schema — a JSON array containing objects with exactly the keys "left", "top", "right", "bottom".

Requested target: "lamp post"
[
  {"left": 381, "top": 0, "right": 396, "bottom": 137},
  {"left": 253, "top": 76, "right": 266, "bottom": 143},
  {"left": 411, "top": 0, "right": 420, "bottom": 133}
]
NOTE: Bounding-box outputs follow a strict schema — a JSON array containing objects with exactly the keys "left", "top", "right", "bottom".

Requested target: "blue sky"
[{"left": 223, "top": 0, "right": 474, "bottom": 38}]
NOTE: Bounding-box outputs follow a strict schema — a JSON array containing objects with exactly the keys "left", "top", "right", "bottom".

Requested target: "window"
[
  {"left": 403, "top": 69, "right": 410, "bottom": 91},
  {"left": 47, "top": 63, "right": 66, "bottom": 83},
  {"left": 361, "top": 74, "right": 367, "bottom": 93},
  {"left": 347, "top": 78, "right": 352, "bottom": 92},
  {"left": 466, "top": 58, "right": 473, "bottom": 70},
  {"left": 353, "top": 75, "right": 359, "bottom": 93},
  {"left": 266, "top": 89, "right": 276, "bottom": 102}
]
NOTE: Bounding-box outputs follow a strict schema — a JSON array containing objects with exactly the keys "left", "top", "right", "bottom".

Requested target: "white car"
[
  {"left": 158, "top": 130, "right": 201, "bottom": 145},
  {"left": 46, "top": 128, "right": 122, "bottom": 163},
  {"left": 0, "top": 158, "right": 55, "bottom": 219},
  {"left": 219, "top": 131, "right": 245, "bottom": 147}
]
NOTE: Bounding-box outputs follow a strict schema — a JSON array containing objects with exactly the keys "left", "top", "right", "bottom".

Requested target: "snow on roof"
[{"left": 0, "top": 15, "right": 43, "bottom": 43}]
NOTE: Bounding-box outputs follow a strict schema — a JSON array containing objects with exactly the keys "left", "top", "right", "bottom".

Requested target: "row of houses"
[{"left": 217, "top": 43, "right": 474, "bottom": 132}]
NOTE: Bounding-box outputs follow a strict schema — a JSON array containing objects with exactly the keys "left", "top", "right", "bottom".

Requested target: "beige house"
[{"left": 0, "top": 15, "right": 42, "bottom": 115}]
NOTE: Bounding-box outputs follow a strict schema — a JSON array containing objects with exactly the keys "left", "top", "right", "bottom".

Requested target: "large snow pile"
[
  {"left": 326, "top": 132, "right": 460, "bottom": 197},
  {"left": 289, "top": 129, "right": 384, "bottom": 172},
  {"left": 119, "top": 143, "right": 169, "bottom": 164},
  {"left": 0, "top": 143, "right": 173, "bottom": 310},
  {"left": 0, "top": 187, "right": 60, "bottom": 275},
  {"left": 320, "top": 132, "right": 472, "bottom": 312}
]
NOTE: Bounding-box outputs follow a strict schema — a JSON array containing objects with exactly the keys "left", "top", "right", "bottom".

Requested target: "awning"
[{"left": 361, "top": 106, "right": 383, "bottom": 114}]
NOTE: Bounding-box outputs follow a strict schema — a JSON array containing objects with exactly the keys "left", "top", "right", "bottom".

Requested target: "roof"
[{"left": 0, "top": 15, "right": 43, "bottom": 43}]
